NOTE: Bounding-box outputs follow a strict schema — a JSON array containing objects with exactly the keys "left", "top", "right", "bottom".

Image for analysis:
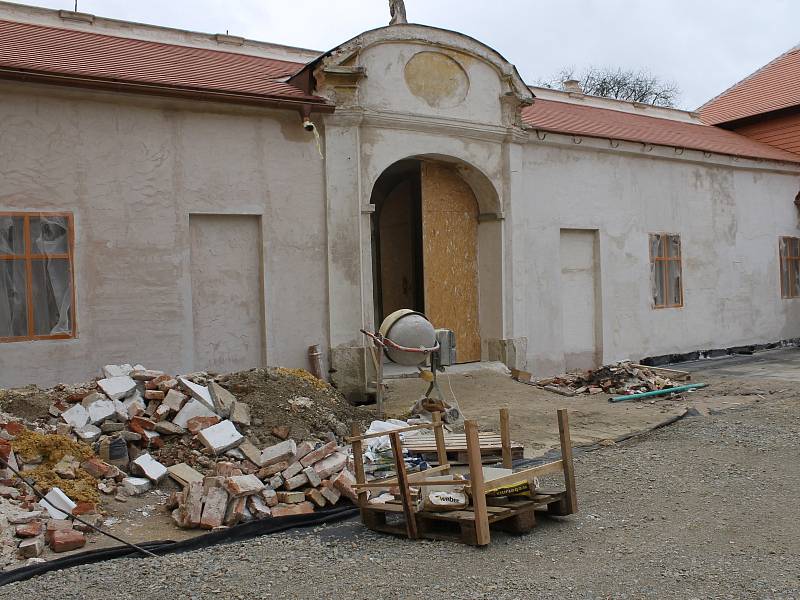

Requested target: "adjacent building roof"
[
  {"left": 0, "top": 19, "right": 329, "bottom": 110},
  {"left": 698, "top": 44, "right": 800, "bottom": 126},
  {"left": 522, "top": 98, "right": 800, "bottom": 164}
]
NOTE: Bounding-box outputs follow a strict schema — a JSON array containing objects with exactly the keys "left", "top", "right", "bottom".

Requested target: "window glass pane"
[
  {"left": 792, "top": 259, "right": 800, "bottom": 299},
  {"left": 0, "top": 259, "right": 28, "bottom": 337},
  {"left": 780, "top": 237, "right": 789, "bottom": 260},
  {"left": 649, "top": 234, "right": 663, "bottom": 259},
  {"left": 781, "top": 252, "right": 790, "bottom": 296},
  {"left": 0, "top": 216, "right": 25, "bottom": 255},
  {"left": 792, "top": 238, "right": 800, "bottom": 258},
  {"left": 652, "top": 260, "right": 666, "bottom": 307},
  {"left": 30, "top": 216, "right": 69, "bottom": 255},
  {"left": 667, "top": 259, "right": 683, "bottom": 306},
  {"left": 31, "top": 258, "right": 72, "bottom": 335},
  {"left": 667, "top": 235, "right": 681, "bottom": 258}
]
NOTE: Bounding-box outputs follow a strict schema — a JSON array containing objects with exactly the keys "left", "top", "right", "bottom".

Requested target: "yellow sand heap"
[{"left": 275, "top": 367, "right": 329, "bottom": 391}]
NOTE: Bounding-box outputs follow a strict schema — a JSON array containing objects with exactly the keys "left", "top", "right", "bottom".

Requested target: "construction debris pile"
[
  {"left": 0, "top": 363, "right": 368, "bottom": 567},
  {"left": 533, "top": 361, "right": 684, "bottom": 396}
]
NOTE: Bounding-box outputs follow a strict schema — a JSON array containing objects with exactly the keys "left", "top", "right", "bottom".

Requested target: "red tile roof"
[
  {"left": 0, "top": 19, "right": 330, "bottom": 110},
  {"left": 698, "top": 45, "right": 800, "bottom": 125},
  {"left": 522, "top": 98, "right": 800, "bottom": 164}
]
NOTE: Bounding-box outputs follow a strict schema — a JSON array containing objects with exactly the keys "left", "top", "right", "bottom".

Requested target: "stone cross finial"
[{"left": 389, "top": 0, "right": 407, "bottom": 25}]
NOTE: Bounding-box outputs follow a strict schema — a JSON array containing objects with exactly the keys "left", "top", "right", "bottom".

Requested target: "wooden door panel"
[{"left": 421, "top": 162, "right": 481, "bottom": 363}]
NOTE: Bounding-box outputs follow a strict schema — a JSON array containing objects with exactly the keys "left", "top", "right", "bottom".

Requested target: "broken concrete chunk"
[
  {"left": 208, "top": 382, "right": 236, "bottom": 418},
  {"left": 101, "top": 421, "right": 125, "bottom": 433},
  {"left": 178, "top": 377, "right": 215, "bottom": 411},
  {"left": 122, "top": 477, "right": 152, "bottom": 496},
  {"left": 75, "top": 425, "right": 102, "bottom": 442},
  {"left": 61, "top": 404, "right": 89, "bottom": 429},
  {"left": 197, "top": 420, "right": 244, "bottom": 455},
  {"left": 172, "top": 399, "right": 217, "bottom": 429},
  {"left": 88, "top": 399, "right": 116, "bottom": 425},
  {"left": 167, "top": 463, "right": 204, "bottom": 487},
  {"left": 53, "top": 454, "right": 79, "bottom": 479},
  {"left": 81, "top": 391, "right": 106, "bottom": 408},
  {"left": 163, "top": 389, "right": 188, "bottom": 413},
  {"left": 131, "top": 369, "right": 165, "bottom": 381},
  {"left": 8, "top": 511, "right": 44, "bottom": 524},
  {"left": 97, "top": 376, "right": 137, "bottom": 401},
  {"left": 300, "top": 441, "right": 337, "bottom": 468},
  {"left": 230, "top": 401, "right": 251, "bottom": 427},
  {"left": 224, "top": 474, "right": 265, "bottom": 498},
  {"left": 200, "top": 487, "right": 229, "bottom": 529},
  {"left": 18, "top": 538, "right": 44, "bottom": 558},
  {"left": 268, "top": 474, "right": 284, "bottom": 490},
  {"left": 133, "top": 453, "right": 168, "bottom": 483},
  {"left": 260, "top": 439, "right": 297, "bottom": 467},
  {"left": 39, "top": 487, "right": 76, "bottom": 519},
  {"left": 102, "top": 364, "right": 134, "bottom": 379},
  {"left": 261, "top": 488, "right": 278, "bottom": 507}
]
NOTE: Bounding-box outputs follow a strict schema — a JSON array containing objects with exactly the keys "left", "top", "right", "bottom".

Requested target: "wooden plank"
[
  {"left": 631, "top": 363, "right": 691, "bottom": 381},
  {"left": 558, "top": 408, "right": 578, "bottom": 515},
  {"left": 481, "top": 460, "right": 564, "bottom": 492},
  {"left": 464, "top": 420, "right": 490, "bottom": 546},
  {"left": 362, "top": 503, "right": 405, "bottom": 513},
  {"left": 432, "top": 412, "right": 449, "bottom": 474},
  {"left": 499, "top": 408, "right": 512, "bottom": 469},
  {"left": 351, "top": 464, "right": 453, "bottom": 489},
  {"left": 353, "top": 477, "right": 464, "bottom": 490},
  {"left": 345, "top": 423, "right": 433, "bottom": 442},
  {"left": 390, "top": 432, "right": 418, "bottom": 539},
  {"left": 350, "top": 423, "right": 368, "bottom": 511}
]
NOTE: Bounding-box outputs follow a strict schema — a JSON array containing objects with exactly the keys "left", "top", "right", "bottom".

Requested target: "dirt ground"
[
  {"left": 382, "top": 357, "right": 789, "bottom": 456},
  {"left": 3, "top": 350, "right": 798, "bottom": 599}
]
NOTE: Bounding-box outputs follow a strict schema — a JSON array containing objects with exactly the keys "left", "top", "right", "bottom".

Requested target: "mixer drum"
[{"left": 378, "top": 309, "right": 437, "bottom": 366}]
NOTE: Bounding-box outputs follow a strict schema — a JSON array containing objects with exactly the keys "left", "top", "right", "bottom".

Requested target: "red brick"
[
  {"left": 15, "top": 520, "right": 43, "bottom": 538},
  {"left": 144, "top": 390, "right": 165, "bottom": 401},
  {"left": 271, "top": 425, "right": 290, "bottom": 440},
  {"left": 187, "top": 416, "right": 221, "bottom": 435},
  {"left": 256, "top": 461, "right": 289, "bottom": 479},
  {"left": 81, "top": 458, "right": 116, "bottom": 479},
  {"left": 224, "top": 496, "right": 247, "bottom": 526},
  {"left": 50, "top": 529, "right": 86, "bottom": 552},
  {"left": 331, "top": 469, "right": 358, "bottom": 503},
  {"left": 72, "top": 501, "right": 96, "bottom": 516},
  {"left": 271, "top": 501, "right": 314, "bottom": 517},
  {"left": 45, "top": 519, "right": 74, "bottom": 544},
  {"left": 129, "top": 416, "right": 156, "bottom": 434},
  {"left": 300, "top": 441, "right": 337, "bottom": 467},
  {"left": 3, "top": 422, "right": 25, "bottom": 436},
  {"left": 214, "top": 462, "right": 243, "bottom": 477}
]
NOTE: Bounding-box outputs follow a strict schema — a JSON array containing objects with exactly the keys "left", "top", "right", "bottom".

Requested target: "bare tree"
[{"left": 538, "top": 66, "right": 680, "bottom": 108}]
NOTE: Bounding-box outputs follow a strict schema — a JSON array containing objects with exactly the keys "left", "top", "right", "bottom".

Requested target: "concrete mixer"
[{"left": 361, "top": 309, "right": 459, "bottom": 422}]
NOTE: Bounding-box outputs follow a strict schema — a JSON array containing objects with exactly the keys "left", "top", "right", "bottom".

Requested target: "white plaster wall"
[
  {"left": 516, "top": 141, "right": 800, "bottom": 376},
  {"left": 0, "top": 82, "right": 328, "bottom": 388}
]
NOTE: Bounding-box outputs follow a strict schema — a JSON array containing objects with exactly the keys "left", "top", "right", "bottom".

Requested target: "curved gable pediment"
[{"left": 295, "top": 24, "right": 533, "bottom": 128}]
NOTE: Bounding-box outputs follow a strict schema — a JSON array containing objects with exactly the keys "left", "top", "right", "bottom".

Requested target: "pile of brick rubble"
[{"left": 535, "top": 361, "right": 680, "bottom": 395}]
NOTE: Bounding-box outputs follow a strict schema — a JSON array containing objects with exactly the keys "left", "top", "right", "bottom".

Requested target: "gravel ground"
[{"left": 2, "top": 395, "right": 798, "bottom": 599}]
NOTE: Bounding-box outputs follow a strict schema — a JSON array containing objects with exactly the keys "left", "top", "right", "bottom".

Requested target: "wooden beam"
[
  {"left": 350, "top": 422, "right": 368, "bottom": 511},
  {"left": 632, "top": 363, "right": 691, "bottom": 381},
  {"left": 465, "top": 420, "right": 490, "bottom": 546},
  {"left": 557, "top": 408, "right": 578, "bottom": 514},
  {"left": 353, "top": 478, "right": 465, "bottom": 490},
  {"left": 390, "top": 432, "right": 418, "bottom": 539},
  {"left": 432, "top": 412, "right": 449, "bottom": 473},
  {"left": 499, "top": 408, "right": 512, "bottom": 469},
  {"left": 481, "top": 460, "right": 564, "bottom": 492},
  {"left": 345, "top": 422, "right": 433, "bottom": 443},
  {"left": 351, "top": 464, "right": 453, "bottom": 489}
]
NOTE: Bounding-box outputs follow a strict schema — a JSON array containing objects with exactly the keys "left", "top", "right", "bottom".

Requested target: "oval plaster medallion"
[{"left": 404, "top": 51, "right": 469, "bottom": 108}]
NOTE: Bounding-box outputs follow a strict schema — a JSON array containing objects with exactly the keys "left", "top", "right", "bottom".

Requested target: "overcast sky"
[{"left": 9, "top": 0, "right": 800, "bottom": 110}]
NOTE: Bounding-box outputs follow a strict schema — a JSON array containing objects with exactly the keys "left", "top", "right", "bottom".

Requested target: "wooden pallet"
[
  {"left": 361, "top": 492, "right": 570, "bottom": 545},
  {"left": 403, "top": 433, "right": 524, "bottom": 465}
]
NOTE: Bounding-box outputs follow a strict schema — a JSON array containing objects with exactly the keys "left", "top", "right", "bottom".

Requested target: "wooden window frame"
[
  {"left": 779, "top": 236, "right": 800, "bottom": 299},
  {"left": 649, "top": 233, "right": 684, "bottom": 309},
  {"left": 0, "top": 211, "right": 77, "bottom": 343}
]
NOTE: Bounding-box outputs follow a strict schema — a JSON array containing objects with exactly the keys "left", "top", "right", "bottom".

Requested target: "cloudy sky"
[{"left": 8, "top": 0, "right": 800, "bottom": 110}]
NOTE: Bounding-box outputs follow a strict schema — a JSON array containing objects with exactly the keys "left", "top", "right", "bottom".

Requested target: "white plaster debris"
[
  {"left": 97, "top": 376, "right": 137, "bottom": 401},
  {"left": 172, "top": 399, "right": 218, "bottom": 429},
  {"left": 76, "top": 424, "right": 102, "bottom": 442},
  {"left": 87, "top": 399, "right": 116, "bottom": 425},
  {"left": 102, "top": 364, "right": 134, "bottom": 379},
  {"left": 178, "top": 377, "right": 215, "bottom": 411},
  {"left": 61, "top": 404, "right": 89, "bottom": 428},
  {"left": 133, "top": 453, "right": 168, "bottom": 483},
  {"left": 39, "top": 487, "right": 77, "bottom": 519},
  {"left": 197, "top": 420, "right": 244, "bottom": 454}
]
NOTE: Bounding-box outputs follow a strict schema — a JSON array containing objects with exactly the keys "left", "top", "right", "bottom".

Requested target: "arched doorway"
[{"left": 371, "top": 158, "right": 484, "bottom": 363}]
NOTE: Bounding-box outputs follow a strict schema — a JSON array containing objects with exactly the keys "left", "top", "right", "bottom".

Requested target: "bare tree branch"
[{"left": 536, "top": 66, "right": 680, "bottom": 108}]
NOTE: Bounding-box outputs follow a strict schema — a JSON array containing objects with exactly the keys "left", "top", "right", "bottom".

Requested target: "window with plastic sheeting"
[
  {"left": 0, "top": 213, "right": 76, "bottom": 341},
  {"left": 649, "top": 233, "right": 683, "bottom": 309},
  {"left": 779, "top": 236, "right": 800, "bottom": 299}
]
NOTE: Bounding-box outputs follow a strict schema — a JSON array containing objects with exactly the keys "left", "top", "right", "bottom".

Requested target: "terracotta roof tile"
[
  {"left": 0, "top": 19, "right": 328, "bottom": 108},
  {"left": 522, "top": 98, "right": 800, "bottom": 164},
  {"left": 698, "top": 45, "right": 800, "bottom": 125}
]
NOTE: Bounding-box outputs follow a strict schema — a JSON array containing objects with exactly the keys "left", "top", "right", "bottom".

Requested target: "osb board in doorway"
[{"left": 421, "top": 162, "right": 481, "bottom": 363}]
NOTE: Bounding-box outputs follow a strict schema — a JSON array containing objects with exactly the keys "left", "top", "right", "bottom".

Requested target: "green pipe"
[{"left": 609, "top": 383, "right": 707, "bottom": 403}]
